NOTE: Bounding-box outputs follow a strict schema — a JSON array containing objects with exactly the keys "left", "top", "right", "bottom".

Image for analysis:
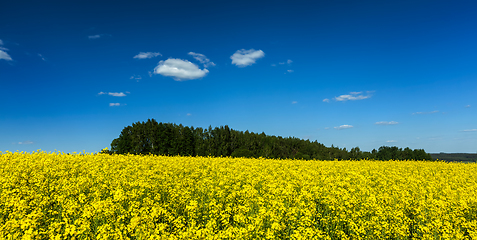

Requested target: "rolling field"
[{"left": 1, "top": 151, "right": 476, "bottom": 239}]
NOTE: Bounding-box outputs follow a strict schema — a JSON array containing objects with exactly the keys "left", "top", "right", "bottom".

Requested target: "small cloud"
[
  {"left": 109, "top": 103, "right": 121, "bottom": 107},
  {"left": 334, "top": 125, "right": 353, "bottom": 130},
  {"left": 88, "top": 34, "right": 111, "bottom": 40},
  {"left": 324, "top": 127, "right": 330, "bottom": 130},
  {"left": 99, "top": 92, "right": 127, "bottom": 97},
  {"left": 461, "top": 129, "right": 477, "bottom": 132},
  {"left": 133, "top": 52, "right": 162, "bottom": 59},
  {"left": 154, "top": 58, "right": 209, "bottom": 81},
  {"left": 413, "top": 110, "right": 439, "bottom": 115},
  {"left": 18, "top": 140, "right": 34, "bottom": 145},
  {"left": 0, "top": 39, "right": 3, "bottom": 45},
  {"left": 230, "top": 49, "right": 265, "bottom": 67},
  {"left": 271, "top": 64, "right": 276, "bottom": 67},
  {"left": 292, "top": 101, "right": 298, "bottom": 104},
  {"left": 88, "top": 35, "right": 101, "bottom": 39},
  {"left": 130, "top": 75, "right": 142, "bottom": 80},
  {"left": 279, "top": 62, "right": 285, "bottom": 65},
  {"left": 287, "top": 59, "right": 292, "bottom": 64},
  {"left": 38, "top": 54, "right": 46, "bottom": 61},
  {"left": 188, "top": 52, "right": 215, "bottom": 67},
  {"left": 323, "top": 98, "right": 330, "bottom": 103},
  {"left": 187, "top": 113, "right": 192, "bottom": 116},
  {"left": 334, "top": 91, "right": 372, "bottom": 102},
  {"left": 287, "top": 70, "right": 294, "bottom": 73},
  {"left": 0, "top": 49, "right": 12, "bottom": 61},
  {"left": 148, "top": 71, "right": 152, "bottom": 77},
  {"left": 108, "top": 92, "right": 126, "bottom": 97},
  {"left": 386, "top": 140, "right": 397, "bottom": 143},
  {"left": 375, "top": 121, "right": 399, "bottom": 125},
  {"left": 465, "top": 105, "right": 471, "bottom": 108}
]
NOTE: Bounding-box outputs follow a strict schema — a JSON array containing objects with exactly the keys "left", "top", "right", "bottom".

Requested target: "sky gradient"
[{"left": 1, "top": 0, "right": 476, "bottom": 153}]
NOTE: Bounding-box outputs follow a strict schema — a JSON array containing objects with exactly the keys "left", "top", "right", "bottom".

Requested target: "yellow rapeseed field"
[{"left": 0, "top": 151, "right": 476, "bottom": 240}]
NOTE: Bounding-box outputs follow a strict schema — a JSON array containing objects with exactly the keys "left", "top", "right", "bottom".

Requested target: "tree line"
[{"left": 104, "top": 119, "right": 433, "bottom": 161}]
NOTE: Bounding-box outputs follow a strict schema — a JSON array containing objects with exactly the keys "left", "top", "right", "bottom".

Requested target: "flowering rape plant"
[{"left": 0, "top": 151, "right": 476, "bottom": 239}]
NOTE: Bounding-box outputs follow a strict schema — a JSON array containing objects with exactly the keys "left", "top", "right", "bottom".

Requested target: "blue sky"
[{"left": 1, "top": 0, "right": 476, "bottom": 153}]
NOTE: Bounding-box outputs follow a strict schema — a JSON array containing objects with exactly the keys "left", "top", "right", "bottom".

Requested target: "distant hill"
[{"left": 430, "top": 153, "right": 477, "bottom": 162}]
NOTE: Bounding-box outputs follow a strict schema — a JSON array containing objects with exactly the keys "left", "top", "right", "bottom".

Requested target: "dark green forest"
[{"left": 104, "top": 119, "right": 433, "bottom": 161}]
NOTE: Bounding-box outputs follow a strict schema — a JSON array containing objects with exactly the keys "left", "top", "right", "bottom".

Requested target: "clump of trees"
[{"left": 105, "top": 119, "right": 433, "bottom": 161}]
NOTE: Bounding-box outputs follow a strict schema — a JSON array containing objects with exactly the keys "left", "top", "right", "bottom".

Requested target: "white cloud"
[
  {"left": 375, "top": 121, "right": 399, "bottom": 125},
  {"left": 334, "top": 91, "right": 372, "bottom": 101},
  {"left": 38, "top": 54, "right": 46, "bottom": 61},
  {"left": 187, "top": 113, "right": 192, "bottom": 116},
  {"left": 292, "top": 101, "right": 297, "bottom": 104},
  {"left": 0, "top": 39, "right": 3, "bottom": 45},
  {"left": 134, "top": 52, "right": 162, "bottom": 59},
  {"left": 109, "top": 103, "right": 121, "bottom": 107},
  {"left": 88, "top": 34, "right": 111, "bottom": 39},
  {"left": 271, "top": 64, "right": 276, "bottom": 67},
  {"left": 287, "top": 70, "right": 294, "bottom": 73},
  {"left": 188, "top": 52, "right": 215, "bottom": 67},
  {"left": 154, "top": 58, "right": 209, "bottom": 81},
  {"left": 386, "top": 140, "right": 397, "bottom": 143},
  {"left": 18, "top": 140, "right": 34, "bottom": 145},
  {"left": 287, "top": 59, "right": 293, "bottom": 64},
  {"left": 230, "top": 49, "right": 265, "bottom": 67},
  {"left": 323, "top": 98, "right": 330, "bottom": 103},
  {"left": 465, "top": 105, "right": 471, "bottom": 108},
  {"left": 108, "top": 92, "right": 126, "bottom": 97},
  {"left": 279, "top": 62, "right": 285, "bottom": 65},
  {"left": 461, "top": 129, "right": 477, "bottom": 132},
  {"left": 413, "top": 110, "right": 439, "bottom": 115},
  {"left": 334, "top": 125, "right": 353, "bottom": 130},
  {"left": 88, "top": 35, "right": 101, "bottom": 39},
  {"left": 324, "top": 127, "right": 330, "bottom": 130},
  {"left": 99, "top": 92, "right": 127, "bottom": 97},
  {"left": 130, "top": 75, "right": 142, "bottom": 80},
  {"left": 0, "top": 50, "right": 12, "bottom": 61}
]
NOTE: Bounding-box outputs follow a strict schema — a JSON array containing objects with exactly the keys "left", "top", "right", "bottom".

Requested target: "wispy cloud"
[
  {"left": 465, "top": 105, "right": 471, "bottom": 108},
  {"left": 0, "top": 40, "right": 12, "bottom": 61},
  {"left": 130, "top": 75, "right": 142, "bottom": 80},
  {"left": 292, "top": 101, "right": 298, "bottom": 104},
  {"left": 375, "top": 121, "right": 399, "bottom": 125},
  {"left": 88, "top": 34, "right": 111, "bottom": 39},
  {"left": 287, "top": 70, "right": 294, "bottom": 73},
  {"left": 188, "top": 52, "right": 215, "bottom": 67},
  {"left": 287, "top": 59, "right": 292, "bottom": 64},
  {"left": 187, "top": 113, "right": 192, "bottom": 116},
  {"left": 0, "top": 49, "right": 12, "bottom": 61},
  {"left": 461, "top": 129, "right": 477, "bottom": 132},
  {"left": 412, "top": 110, "right": 439, "bottom": 115},
  {"left": 109, "top": 103, "right": 121, "bottom": 107},
  {"left": 154, "top": 58, "right": 209, "bottom": 81},
  {"left": 98, "top": 92, "right": 127, "bottom": 97},
  {"left": 386, "top": 140, "right": 397, "bottom": 143},
  {"left": 133, "top": 52, "right": 162, "bottom": 59},
  {"left": 38, "top": 54, "right": 46, "bottom": 61},
  {"left": 17, "top": 140, "right": 34, "bottom": 145},
  {"left": 323, "top": 98, "right": 330, "bottom": 103},
  {"left": 334, "top": 125, "right": 353, "bottom": 130},
  {"left": 333, "top": 91, "right": 373, "bottom": 102},
  {"left": 230, "top": 49, "right": 265, "bottom": 67}
]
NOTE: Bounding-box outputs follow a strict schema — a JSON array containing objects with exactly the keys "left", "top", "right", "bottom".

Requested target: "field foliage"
[{"left": 0, "top": 151, "right": 476, "bottom": 239}]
